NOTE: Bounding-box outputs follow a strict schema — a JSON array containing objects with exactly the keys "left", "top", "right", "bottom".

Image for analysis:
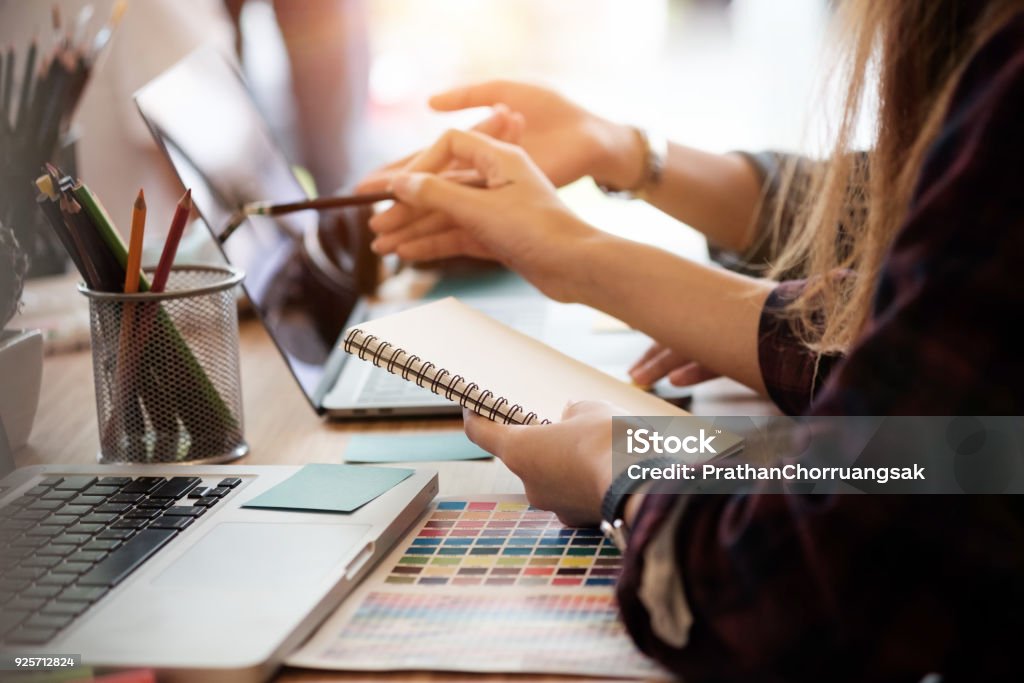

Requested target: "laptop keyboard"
[{"left": 0, "top": 474, "right": 240, "bottom": 647}]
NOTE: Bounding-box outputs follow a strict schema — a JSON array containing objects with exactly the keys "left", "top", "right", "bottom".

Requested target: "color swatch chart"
[
  {"left": 385, "top": 500, "right": 622, "bottom": 587},
  {"left": 319, "top": 591, "right": 664, "bottom": 678},
  {"left": 287, "top": 498, "right": 667, "bottom": 679}
]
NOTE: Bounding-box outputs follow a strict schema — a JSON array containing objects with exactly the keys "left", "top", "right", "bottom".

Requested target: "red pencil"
[{"left": 151, "top": 189, "right": 191, "bottom": 293}]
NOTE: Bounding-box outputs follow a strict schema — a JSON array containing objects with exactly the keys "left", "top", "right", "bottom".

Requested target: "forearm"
[
  {"left": 568, "top": 231, "right": 771, "bottom": 393},
  {"left": 593, "top": 128, "right": 764, "bottom": 252}
]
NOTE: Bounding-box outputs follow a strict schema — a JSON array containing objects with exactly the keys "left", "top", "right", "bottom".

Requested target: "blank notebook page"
[{"left": 346, "top": 297, "right": 687, "bottom": 422}]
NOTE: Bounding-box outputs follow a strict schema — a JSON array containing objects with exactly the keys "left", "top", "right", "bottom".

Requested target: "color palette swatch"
[
  {"left": 322, "top": 591, "right": 663, "bottom": 678},
  {"left": 287, "top": 498, "right": 667, "bottom": 679},
  {"left": 385, "top": 500, "right": 622, "bottom": 587}
]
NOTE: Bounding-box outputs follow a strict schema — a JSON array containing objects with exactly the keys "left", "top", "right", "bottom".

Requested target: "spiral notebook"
[{"left": 342, "top": 297, "right": 689, "bottom": 424}]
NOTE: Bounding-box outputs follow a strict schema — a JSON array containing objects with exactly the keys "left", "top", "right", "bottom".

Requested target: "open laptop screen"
[{"left": 134, "top": 48, "right": 360, "bottom": 408}]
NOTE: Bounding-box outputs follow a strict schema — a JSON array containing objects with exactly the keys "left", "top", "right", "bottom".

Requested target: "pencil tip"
[
  {"left": 179, "top": 188, "right": 192, "bottom": 207},
  {"left": 135, "top": 188, "right": 146, "bottom": 208}
]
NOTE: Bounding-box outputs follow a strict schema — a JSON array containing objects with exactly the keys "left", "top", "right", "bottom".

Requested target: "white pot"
[{"left": 0, "top": 329, "right": 43, "bottom": 450}]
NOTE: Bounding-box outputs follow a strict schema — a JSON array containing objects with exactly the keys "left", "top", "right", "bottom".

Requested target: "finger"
[
  {"left": 628, "top": 343, "right": 666, "bottom": 374},
  {"left": 391, "top": 230, "right": 490, "bottom": 262},
  {"left": 629, "top": 347, "right": 690, "bottom": 386},
  {"left": 356, "top": 150, "right": 420, "bottom": 193},
  {"left": 667, "top": 362, "right": 720, "bottom": 386},
  {"left": 561, "top": 399, "right": 613, "bottom": 420},
  {"left": 429, "top": 80, "right": 515, "bottom": 111},
  {"left": 463, "top": 409, "right": 514, "bottom": 456},
  {"left": 369, "top": 201, "right": 430, "bottom": 234},
  {"left": 371, "top": 212, "right": 451, "bottom": 254},
  {"left": 402, "top": 129, "right": 519, "bottom": 182}
]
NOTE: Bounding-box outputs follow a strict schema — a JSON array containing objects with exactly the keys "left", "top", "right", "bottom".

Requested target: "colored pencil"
[
  {"left": 124, "top": 189, "right": 146, "bottom": 293},
  {"left": 151, "top": 190, "right": 191, "bottom": 293}
]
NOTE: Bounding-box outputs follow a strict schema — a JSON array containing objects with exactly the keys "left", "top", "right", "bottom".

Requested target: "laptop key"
[
  {"left": 163, "top": 506, "right": 204, "bottom": 517},
  {"left": 41, "top": 601, "right": 87, "bottom": 617},
  {"left": 82, "top": 485, "right": 121, "bottom": 498},
  {"left": 0, "top": 518, "right": 33, "bottom": 530},
  {"left": 27, "top": 499, "right": 63, "bottom": 511},
  {"left": 68, "top": 550, "right": 108, "bottom": 564},
  {"left": 110, "top": 493, "right": 144, "bottom": 504},
  {"left": 23, "top": 584, "right": 63, "bottom": 600},
  {"left": 57, "top": 504, "right": 94, "bottom": 518},
  {"left": 0, "top": 611, "right": 29, "bottom": 637},
  {"left": 54, "top": 476, "right": 98, "bottom": 491},
  {"left": 218, "top": 477, "right": 242, "bottom": 489},
  {"left": 11, "top": 535, "right": 48, "bottom": 548},
  {"left": 81, "top": 512, "right": 120, "bottom": 525},
  {"left": 7, "top": 566, "right": 46, "bottom": 580},
  {"left": 121, "top": 477, "right": 166, "bottom": 494},
  {"left": 39, "top": 476, "right": 64, "bottom": 488},
  {"left": 69, "top": 495, "right": 106, "bottom": 508},
  {"left": 37, "top": 573, "right": 78, "bottom": 587},
  {"left": 23, "top": 556, "right": 62, "bottom": 570},
  {"left": 66, "top": 523, "right": 105, "bottom": 536},
  {"left": 111, "top": 519, "right": 148, "bottom": 530},
  {"left": 99, "top": 477, "right": 132, "bottom": 487},
  {"left": 41, "top": 489, "right": 77, "bottom": 501},
  {"left": 7, "top": 597, "right": 47, "bottom": 612},
  {"left": 96, "top": 503, "right": 131, "bottom": 514},
  {"left": 23, "top": 485, "right": 51, "bottom": 497},
  {"left": 148, "top": 517, "right": 193, "bottom": 531},
  {"left": 7, "top": 627, "right": 58, "bottom": 645},
  {"left": 83, "top": 539, "right": 121, "bottom": 552},
  {"left": 24, "top": 613, "right": 75, "bottom": 631},
  {"left": 124, "top": 509, "right": 160, "bottom": 520},
  {"left": 51, "top": 562, "right": 89, "bottom": 576},
  {"left": 59, "top": 586, "right": 108, "bottom": 603},
  {"left": 97, "top": 529, "right": 134, "bottom": 541},
  {"left": 52, "top": 533, "right": 92, "bottom": 546},
  {"left": 0, "top": 577, "right": 31, "bottom": 594},
  {"left": 193, "top": 496, "right": 220, "bottom": 508},
  {"left": 78, "top": 529, "right": 176, "bottom": 588},
  {"left": 138, "top": 499, "right": 171, "bottom": 510},
  {"left": 13, "top": 508, "right": 48, "bottom": 521},
  {"left": 206, "top": 486, "right": 230, "bottom": 498},
  {"left": 187, "top": 487, "right": 209, "bottom": 499},
  {"left": 149, "top": 477, "right": 201, "bottom": 500},
  {"left": 25, "top": 525, "right": 64, "bottom": 538},
  {"left": 37, "top": 544, "right": 76, "bottom": 557}
]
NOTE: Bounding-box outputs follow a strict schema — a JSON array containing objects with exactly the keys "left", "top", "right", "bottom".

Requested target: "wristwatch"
[
  {"left": 600, "top": 456, "right": 676, "bottom": 551},
  {"left": 595, "top": 127, "right": 668, "bottom": 200}
]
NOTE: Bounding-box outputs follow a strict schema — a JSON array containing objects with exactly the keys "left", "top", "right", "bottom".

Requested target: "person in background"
[
  {"left": 360, "top": 0, "right": 1024, "bottom": 679},
  {"left": 74, "top": 0, "right": 366, "bottom": 231}
]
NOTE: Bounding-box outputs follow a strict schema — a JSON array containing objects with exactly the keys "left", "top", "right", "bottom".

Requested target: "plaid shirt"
[{"left": 618, "top": 14, "right": 1024, "bottom": 682}]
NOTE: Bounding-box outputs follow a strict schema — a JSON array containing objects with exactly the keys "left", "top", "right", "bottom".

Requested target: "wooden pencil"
[
  {"left": 124, "top": 189, "right": 146, "bottom": 293},
  {"left": 151, "top": 189, "right": 191, "bottom": 293}
]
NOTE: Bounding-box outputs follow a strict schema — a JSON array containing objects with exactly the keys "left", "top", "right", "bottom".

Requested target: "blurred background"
[{"left": 1, "top": 0, "right": 860, "bottom": 349}]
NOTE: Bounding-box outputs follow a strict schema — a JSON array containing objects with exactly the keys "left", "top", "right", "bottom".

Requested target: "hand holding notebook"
[{"left": 342, "top": 297, "right": 689, "bottom": 424}]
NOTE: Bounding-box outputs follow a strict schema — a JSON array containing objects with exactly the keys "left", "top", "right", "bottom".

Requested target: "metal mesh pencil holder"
[{"left": 79, "top": 265, "right": 248, "bottom": 464}]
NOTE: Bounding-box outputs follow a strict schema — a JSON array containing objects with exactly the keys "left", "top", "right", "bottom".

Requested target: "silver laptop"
[
  {"left": 0, "top": 424, "right": 438, "bottom": 681},
  {"left": 134, "top": 48, "right": 688, "bottom": 418}
]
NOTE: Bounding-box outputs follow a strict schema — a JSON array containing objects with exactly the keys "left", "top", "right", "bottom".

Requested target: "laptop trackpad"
[{"left": 152, "top": 522, "right": 371, "bottom": 592}]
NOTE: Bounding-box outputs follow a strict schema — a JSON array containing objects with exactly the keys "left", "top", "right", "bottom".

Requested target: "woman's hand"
[
  {"left": 464, "top": 401, "right": 620, "bottom": 527},
  {"left": 359, "top": 80, "right": 643, "bottom": 193},
  {"left": 371, "top": 129, "right": 600, "bottom": 301},
  {"left": 629, "top": 342, "right": 720, "bottom": 388}
]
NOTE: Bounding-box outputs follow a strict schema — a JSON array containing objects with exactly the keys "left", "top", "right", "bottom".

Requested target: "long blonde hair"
[{"left": 769, "top": 0, "right": 1024, "bottom": 354}]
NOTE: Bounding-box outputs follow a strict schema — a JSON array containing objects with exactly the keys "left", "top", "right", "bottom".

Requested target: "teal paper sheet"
[{"left": 243, "top": 464, "right": 414, "bottom": 513}]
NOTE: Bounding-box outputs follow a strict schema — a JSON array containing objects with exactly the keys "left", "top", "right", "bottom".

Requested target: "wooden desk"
[{"left": 20, "top": 317, "right": 775, "bottom": 682}]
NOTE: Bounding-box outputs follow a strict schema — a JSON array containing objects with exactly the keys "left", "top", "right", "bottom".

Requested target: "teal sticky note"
[
  {"left": 243, "top": 464, "right": 414, "bottom": 513},
  {"left": 345, "top": 432, "right": 493, "bottom": 463}
]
